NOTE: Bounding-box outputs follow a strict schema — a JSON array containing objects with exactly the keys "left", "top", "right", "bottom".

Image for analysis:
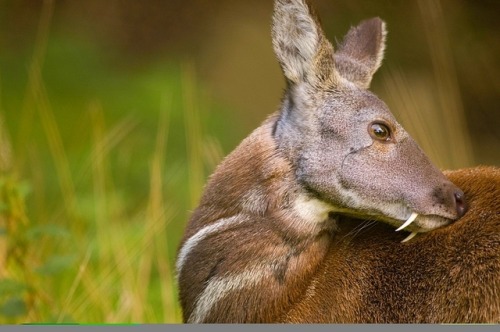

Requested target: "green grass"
[{"left": 0, "top": 27, "right": 236, "bottom": 324}]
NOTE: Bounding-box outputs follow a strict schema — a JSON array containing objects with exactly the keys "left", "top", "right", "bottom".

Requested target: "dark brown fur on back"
[{"left": 284, "top": 166, "right": 500, "bottom": 323}]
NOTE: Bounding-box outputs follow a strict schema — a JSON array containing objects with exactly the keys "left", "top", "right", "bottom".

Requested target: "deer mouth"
[{"left": 394, "top": 212, "right": 452, "bottom": 242}]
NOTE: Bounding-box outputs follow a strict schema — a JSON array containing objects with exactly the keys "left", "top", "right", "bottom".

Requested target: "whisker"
[{"left": 341, "top": 219, "right": 378, "bottom": 241}]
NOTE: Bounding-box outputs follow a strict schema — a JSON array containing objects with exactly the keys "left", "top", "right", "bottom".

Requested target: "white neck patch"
[{"left": 292, "top": 194, "right": 333, "bottom": 224}]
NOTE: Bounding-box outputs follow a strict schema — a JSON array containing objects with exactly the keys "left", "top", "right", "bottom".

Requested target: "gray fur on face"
[{"left": 272, "top": 0, "right": 463, "bottom": 231}]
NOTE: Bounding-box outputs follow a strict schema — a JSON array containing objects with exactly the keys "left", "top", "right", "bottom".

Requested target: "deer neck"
[{"left": 179, "top": 115, "right": 339, "bottom": 323}]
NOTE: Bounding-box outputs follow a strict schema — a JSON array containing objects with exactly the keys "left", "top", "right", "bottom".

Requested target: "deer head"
[{"left": 272, "top": 0, "right": 467, "bottom": 234}]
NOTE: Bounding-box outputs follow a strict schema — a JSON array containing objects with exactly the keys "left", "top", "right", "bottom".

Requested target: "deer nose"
[{"left": 454, "top": 190, "right": 467, "bottom": 219}]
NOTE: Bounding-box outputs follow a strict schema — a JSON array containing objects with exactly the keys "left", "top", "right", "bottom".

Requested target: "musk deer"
[{"left": 176, "top": 0, "right": 498, "bottom": 323}]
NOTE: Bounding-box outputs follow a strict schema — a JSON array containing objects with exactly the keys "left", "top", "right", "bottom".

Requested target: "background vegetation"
[{"left": 0, "top": 0, "right": 498, "bottom": 324}]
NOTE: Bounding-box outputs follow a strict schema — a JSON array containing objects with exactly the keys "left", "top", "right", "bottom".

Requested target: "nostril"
[{"left": 454, "top": 191, "right": 468, "bottom": 218}]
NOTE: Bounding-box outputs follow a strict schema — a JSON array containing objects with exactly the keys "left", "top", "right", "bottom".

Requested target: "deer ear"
[
  {"left": 335, "top": 17, "right": 387, "bottom": 89},
  {"left": 272, "top": 0, "right": 337, "bottom": 87}
]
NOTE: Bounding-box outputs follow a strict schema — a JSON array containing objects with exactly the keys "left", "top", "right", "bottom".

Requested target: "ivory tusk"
[
  {"left": 401, "top": 232, "right": 418, "bottom": 243},
  {"left": 396, "top": 212, "right": 418, "bottom": 232}
]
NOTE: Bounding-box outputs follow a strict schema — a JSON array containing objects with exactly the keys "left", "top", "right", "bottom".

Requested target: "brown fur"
[{"left": 284, "top": 166, "right": 500, "bottom": 323}]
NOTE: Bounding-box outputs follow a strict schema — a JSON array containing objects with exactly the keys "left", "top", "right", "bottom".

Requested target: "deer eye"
[{"left": 369, "top": 122, "right": 392, "bottom": 142}]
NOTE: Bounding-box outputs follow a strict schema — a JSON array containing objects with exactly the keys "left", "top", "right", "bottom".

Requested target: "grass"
[
  {"left": 0, "top": 59, "right": 226, "bottom": 323},
  {"left": 0, "top": 0, "right": 479, "bottom": 325},
  {"left": 0, "top": 14, "right": 230, "bottom": 324}
]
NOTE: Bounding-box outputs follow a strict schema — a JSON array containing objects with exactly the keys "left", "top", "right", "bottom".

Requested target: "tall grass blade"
[
  {"left": 417, "top": 0, "right": 474, "bottom": 168},
  {"left": 17, "top": 0, "right": 54, "bottom": 168},
  {"left": 182, "top": 63, "right": 205, "bottom": 209}
]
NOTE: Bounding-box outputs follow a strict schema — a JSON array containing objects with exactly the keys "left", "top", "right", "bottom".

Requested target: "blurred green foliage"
[{"left": 0, "top": 14, "right": 235, "bottom": 322}]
